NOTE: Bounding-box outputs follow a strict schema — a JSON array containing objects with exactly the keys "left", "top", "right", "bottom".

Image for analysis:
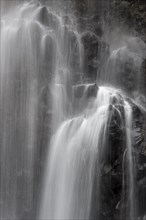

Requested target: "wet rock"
[
  {"left": 81, "top": 31, "right": 100, "bottom": 80},
  {"left": 132, "top": 102, "right": 146, "bottom": 217},
  {"left": 138, "top": 177, "right": 146, "bottom": 217},
  {"left": 64, "top": 28, "right": 81, "bottom": 78},
  {"left": 103, "top": 165, "right": 112, "bottom": 174},
  {"left": 108, "top": 43, "right": 144, "bottom": 93},
  {"left": 36, "top": 6, "right": 60, "bottom": 28},
  {"left": 120, "top": 1, "right": 130, "bottom": 8},
  {"left": 41, "top": 34, "right": 56, "bottom": 80},
  {"left": 133, "top": 127, "right": 143, "bottom": 145},
  {"left": 62, "top": 15, "right": 73, "bottom": 26},
  {"left": 73, "top": 83, "right": 98, "bottom": 99},
  {"left": 73, "top": 84, "right": 86, "bottom": 99},
  {"left": 86, "top": 83, "right": 98, "bottom": 98},
  {"left": 74, "top": 1, "right": 146, "bottom": 219}
]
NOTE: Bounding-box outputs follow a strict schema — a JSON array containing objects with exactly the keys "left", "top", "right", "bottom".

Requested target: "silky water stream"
[{"left": 0, "top": 1, "right": 146, "bottom": 220}]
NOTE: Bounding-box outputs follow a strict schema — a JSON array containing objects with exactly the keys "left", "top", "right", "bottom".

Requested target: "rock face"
[
  {"left": 112, "top": 0, "right": 146, "bottom": 43},
  {"left": 36, "top": 1, "right": 146, "bottom": 219},
  {"left": 74, "top": 0, "right": 146, "bottom": 219},
  {"left": 75, "top": 0, "right": 146, "bottom": 89},
  {"left": 81, "top": 31, "right": 109, "bottom": 81},
  {"left": 133, "top": 105, "right": 146, "bottom": 218},
  {"left": 90, "top": 100, "right": 146, "bottom": 220}
]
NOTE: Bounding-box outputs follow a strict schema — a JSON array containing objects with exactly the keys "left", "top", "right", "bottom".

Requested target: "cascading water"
[
  {"left": 40, "top": 86, "right": 135, "bottom": 220},
  {"left": 1, "top": 1, "right": 146, "bottom": 220},
  {"left": 1, "top": 1, "right": 82, "bottom": 219}
]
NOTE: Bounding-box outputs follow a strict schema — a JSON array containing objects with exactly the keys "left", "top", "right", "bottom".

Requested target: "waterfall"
[
  {"left": 1, "top": 1, "right": 82, "bottom": 219},
  {"left": 40, "top": 85, "right": 135, "bottom": 220},
  {"left": 124, "top": 101, "right": 136, "bottom": 220},
  {"left": 1, "top": 1, "right": 145, "bottom": 220}
]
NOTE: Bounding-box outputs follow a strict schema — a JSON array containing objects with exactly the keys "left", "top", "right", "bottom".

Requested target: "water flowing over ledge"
[
  {"left": 0, "top": 1, "right": 146, "bottom": 220},
  {"left": 40, "top": 86, "right": 136, "bottom": 220}
]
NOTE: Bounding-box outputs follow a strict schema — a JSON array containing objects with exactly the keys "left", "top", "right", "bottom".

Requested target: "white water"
[
  {"left": 40, "top": 86, "right": 110, "bottom": 219},
  {"left": 40, "top": 86, "right": 135, "bottom": 220},
  {"left": 1, "top": 1, "right": 145, "bottom": 220},
  {"left": 0, "top": 1, "right": 83, "bottom": 219},
  {"left": 124, "top": 101, "right": 136, "bottom": 220}
]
